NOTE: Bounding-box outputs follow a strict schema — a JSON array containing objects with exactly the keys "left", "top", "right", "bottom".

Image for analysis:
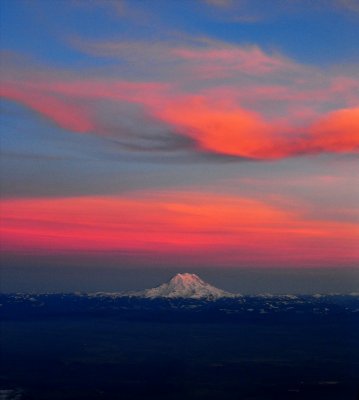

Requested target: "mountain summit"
[{"left": 139, "top": 273, "right": 236, "bottom": 299}]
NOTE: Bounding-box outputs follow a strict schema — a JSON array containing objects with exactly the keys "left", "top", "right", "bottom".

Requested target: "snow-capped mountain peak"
[{"left": 138, "top": 273, "right": 236, "bottom": 299}]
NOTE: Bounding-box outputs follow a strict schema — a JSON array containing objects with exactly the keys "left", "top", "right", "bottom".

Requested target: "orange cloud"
[
  {"left": 156, "top": 95, "right": 359, "bottom": 159},
  {"left": 156, "top": 95, "right": 283, "bottom": 159},
  {"left": 310, "top": 107, "right": 359, "bottom": 153},
  {"left": 1, "top": 192, "right": 358, "bottom": 266},
  {"left": 1, "top": 56, "right": 358, "bottom": 160}
]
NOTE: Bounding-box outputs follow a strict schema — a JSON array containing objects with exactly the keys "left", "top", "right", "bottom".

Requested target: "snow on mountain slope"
[{"left": 137, "top": 273, "right": 237, "bottom": 299}]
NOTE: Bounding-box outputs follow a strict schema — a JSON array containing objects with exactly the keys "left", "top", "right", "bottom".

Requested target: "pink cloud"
[
  {"left": 1, "top": 42, "right": 358, "bottom": 159},
  {"left": 1, "top": 191, "right": 358, "bottom": 266},
  {"left": 203, "top": 0, "right": 233, "bottom": 7},
  {"left": 2, "top": 76, "right": 359, "bottom": 159},
  {"left": 0, "top": 78, "right": 167, "bottom": 135},
  {"left": 1, "top": 82, "right": 94, "bottom": 133},
  {"left": 172, "top": 45, "right": 297, "bottom": 77}
]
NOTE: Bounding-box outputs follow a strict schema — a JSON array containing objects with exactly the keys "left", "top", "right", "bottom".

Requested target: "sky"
[{"left": 1, "top": 0, "right": 358, "bottom": 293}]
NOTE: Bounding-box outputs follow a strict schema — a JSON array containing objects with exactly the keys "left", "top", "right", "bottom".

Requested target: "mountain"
[{"left": 136, "top": 273, "right": 237, "bottom": 299}]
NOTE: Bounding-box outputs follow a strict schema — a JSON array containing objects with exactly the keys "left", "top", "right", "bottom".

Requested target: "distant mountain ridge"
[
  {"left": 2, "top": 283, "right": 359, "bottom": 321},
  {"left": 135, "top": 273, "right": 237, "bottom": 299}
]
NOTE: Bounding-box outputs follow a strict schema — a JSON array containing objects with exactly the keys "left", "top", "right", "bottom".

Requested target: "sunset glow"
[{"left": 1, "top": 0, "right": 358, "bottom": 286}]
